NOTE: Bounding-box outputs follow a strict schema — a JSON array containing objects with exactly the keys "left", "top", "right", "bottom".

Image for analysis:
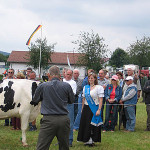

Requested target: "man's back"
[
  {"left": 33, "top": 78, "right": 74, "bottom": 115},
  {"left": 35, "top": 65, "right": 72, "bottom": 150}
]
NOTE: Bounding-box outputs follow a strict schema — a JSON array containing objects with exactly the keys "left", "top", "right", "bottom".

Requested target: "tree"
[
  {"left": 0, "top": 53, "right": 9, "bottom": 67},
  {"left": 73, "top": 31, "right": 108, "bottom": 73},
  {"left": 27, "top": 38, "right": 55, "bottom": 70},
  {"left": 109, "top": 48, "right": 130, "bottom": 68},
  {"left": 128, "top": 36, "right": 150, "bottom": 68},
  {"left": 0, "top": 53, "right": 8, "bottom": 62}
]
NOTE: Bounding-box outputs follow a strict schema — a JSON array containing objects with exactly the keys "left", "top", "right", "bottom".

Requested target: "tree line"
[
  {"left": 109, "top": 36, "right": 150, "bottom": 69},
  {"left": 27, "top": 31, "right": 150, "bottom": 73}
]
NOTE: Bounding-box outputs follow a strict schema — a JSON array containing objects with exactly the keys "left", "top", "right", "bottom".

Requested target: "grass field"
[{"left": 0, "top": 102, "right": 150, "bottom": 150}]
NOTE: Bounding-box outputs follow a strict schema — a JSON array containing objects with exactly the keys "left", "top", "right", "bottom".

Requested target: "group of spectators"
[
  {"left": 2, "top": 65, "right": 150, "bottom": 150},
  {"left": 31, "top": 65, "right": 150, "bottom": 150}
]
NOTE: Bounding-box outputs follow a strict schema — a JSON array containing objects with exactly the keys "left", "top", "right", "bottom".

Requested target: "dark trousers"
[
  {"left": 104, "top": 103, "right": 118, "bottom": 131},
  {"left": 118, "top": 105, "right": 126, "bottom": 129},
  {"left": 101, "top": 97, "right": 105, "bottom": 122},
  {"left": 5, "top": 118, "right": 12, "bottom": 125},
  {"left": 12, "top": 117, "right": 21, "bottom": 129},
  {"left": 146, "top": 104, "right": 150, "bottom": 130},
  {"left": 142, "top": 91, "right": 146, "bottom": 102},
  {"left": 74, "top": 96, "right": 78, "bottom": 121},
  {"left": 37, "top": 115, "right": 70, "bottom": 150}
]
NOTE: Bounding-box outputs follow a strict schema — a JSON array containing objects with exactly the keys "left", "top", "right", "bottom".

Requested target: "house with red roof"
[{"left": 7, "top": 51, "right": 86, "bottom": 79}]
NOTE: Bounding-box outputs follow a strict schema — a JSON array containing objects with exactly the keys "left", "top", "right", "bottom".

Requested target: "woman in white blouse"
[{"left": 77, "top": 72, "right": 104, "bottom": 147}]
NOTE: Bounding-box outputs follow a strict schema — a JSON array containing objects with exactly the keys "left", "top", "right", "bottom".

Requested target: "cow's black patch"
[
  {"left": 17, "top": 103, "right": 21, "bottom": 107},
  {"left": 32, "top": 82, "right": 38, "bottom": 99},
  {"left": 0, "top": 87, "right": 3, "bottom": 93},
  {"left": 30, "top": 82, "right": 38, "bottom": 106},
  {"left": 0, "top": 81, "right": 16, "bottom": 112}
]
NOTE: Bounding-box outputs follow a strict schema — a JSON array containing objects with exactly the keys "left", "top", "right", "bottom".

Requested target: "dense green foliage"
[
  {"left": 109, "top": 48, "right": 130, "bottom": 68},
  {"left": 0, "top": 53, "right": 9, "bottom": 62},
  {"left": 73, "top": 31, "right": 108, "bottom": 73},
  {"left": 0, "top": 101, "right": 149, "bottom": 150},
  {"left": 27, "top": 38, "right": 55, "bottom": 70},
  {"left": 128, "top": 36, "right": 150, "bottom": 68}
]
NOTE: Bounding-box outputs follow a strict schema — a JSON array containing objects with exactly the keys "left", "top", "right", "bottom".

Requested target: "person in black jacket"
[{"left": 143, "top": 80, "right": 150, "bottom": 131}]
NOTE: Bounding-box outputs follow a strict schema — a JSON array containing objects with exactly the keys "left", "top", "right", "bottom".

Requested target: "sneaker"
[
  {"left": 29, "top": 126, "right": 37, "bottom": 131},
  {"left": 29, "top": 126, "right": 34, "bottom": 131},
  {"left": 33, "top": 126, "right": 37, "bottom": 130},
  {"left": 103, "top": 130, "right": 106, "bottom": 132},
  {"left": 110, "top": 130, "right": 114, "bottom": 132}
]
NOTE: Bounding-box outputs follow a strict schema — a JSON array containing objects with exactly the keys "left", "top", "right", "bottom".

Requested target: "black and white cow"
[{"left": 0, "top": 79, "right": 41, "bottom": 146}]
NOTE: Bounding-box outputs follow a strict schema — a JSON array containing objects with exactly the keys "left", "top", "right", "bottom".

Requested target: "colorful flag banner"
[{"left": 26, "top": 25, "right": 42, "bottom": 46}]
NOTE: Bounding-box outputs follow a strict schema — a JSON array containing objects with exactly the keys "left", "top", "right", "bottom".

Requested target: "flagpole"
[{"left": 39, "top": 25, "right": 42, "bottom": 78}]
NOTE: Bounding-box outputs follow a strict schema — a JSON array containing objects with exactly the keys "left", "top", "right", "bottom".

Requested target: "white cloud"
[{"left": 0, "top": 0, "right": 150, "bottom": 55}]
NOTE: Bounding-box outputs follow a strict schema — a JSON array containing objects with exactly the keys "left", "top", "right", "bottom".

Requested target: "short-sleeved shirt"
[
  {"left": 63, "top": 78, "right": 77, "bottom": 95},
  {"left": 83, "top": 85, "right": 104, "bottom": 105}
]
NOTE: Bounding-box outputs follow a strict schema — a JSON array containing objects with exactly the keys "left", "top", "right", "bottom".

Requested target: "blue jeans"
[
  {"left": 104, "top": 103, "right": 118, "bottom": 131},
  {"left": 67, "top": 103, "right": 74, "bottom": 145},
  {"left": 73, "top": 94, "right": 82, "bottom": 130},
  {"left": 124, "top": 106, "right": 136, "bottom": 131}
]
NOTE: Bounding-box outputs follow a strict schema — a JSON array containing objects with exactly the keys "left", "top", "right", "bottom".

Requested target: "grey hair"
[
  {"left": 73, "top": 69, "right": 79, "bottom": 74},
  {"left": 49, "top": 65, "right": 60, "bottom": 76},
  {"left": 65, "top": 68, "right": 73, "bottom": 74}
]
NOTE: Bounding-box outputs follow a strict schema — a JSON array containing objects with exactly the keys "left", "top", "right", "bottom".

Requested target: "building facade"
[{"left": 7, "top": 51, "right": 86, "bottom": 79}]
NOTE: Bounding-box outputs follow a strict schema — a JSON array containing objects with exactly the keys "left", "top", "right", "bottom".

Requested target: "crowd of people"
[{"left": 2, "top": 66, "right": 150, "bottom": 150}]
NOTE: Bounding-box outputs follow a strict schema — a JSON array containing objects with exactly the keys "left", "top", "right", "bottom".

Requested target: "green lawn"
[{"left": 0, "top": 102, "right": 149, "bottom": 150}]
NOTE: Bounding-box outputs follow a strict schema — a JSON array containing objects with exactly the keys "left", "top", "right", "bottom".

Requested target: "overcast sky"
[{"left": 0, "top": 0, "right": 150, "bottom": 55}]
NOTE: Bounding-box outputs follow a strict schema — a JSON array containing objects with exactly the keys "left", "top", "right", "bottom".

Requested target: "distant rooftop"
[{"left": 7, "top": 51, "right": 81, "bottom": 65}]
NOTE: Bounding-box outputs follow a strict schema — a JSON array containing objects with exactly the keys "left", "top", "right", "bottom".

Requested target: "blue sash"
[{"left": 85, "top": 85, "right": 103, "bottom": 126}]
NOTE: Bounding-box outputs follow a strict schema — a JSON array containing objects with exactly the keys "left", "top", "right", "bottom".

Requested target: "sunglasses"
[{"left": 8, "top": 72, "right": 13, "bottom": 74}]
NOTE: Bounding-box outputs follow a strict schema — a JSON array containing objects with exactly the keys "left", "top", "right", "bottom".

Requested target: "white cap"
[{"left": 125, "top": 76, "right": 133, "bottom": 81}]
